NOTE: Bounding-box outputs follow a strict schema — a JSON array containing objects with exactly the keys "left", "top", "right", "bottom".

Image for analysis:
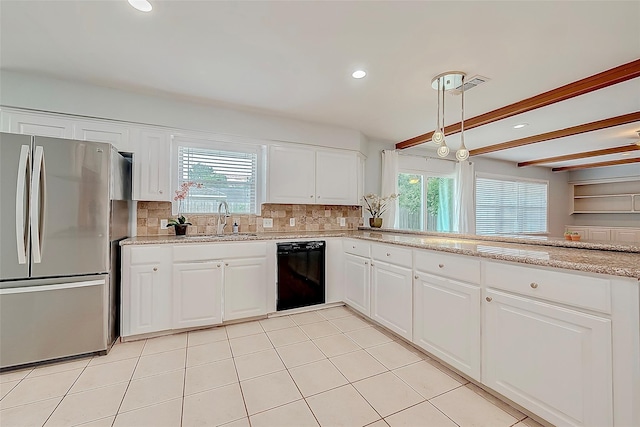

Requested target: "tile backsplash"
[{"left": 136, "top": 202, "right": 363, "bottom": 236}]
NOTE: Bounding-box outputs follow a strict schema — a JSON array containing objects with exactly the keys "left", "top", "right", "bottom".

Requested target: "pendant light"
[
  {"left": 431, "top": 76, "right": 445, "bottom": 145},
  {"left": 430, "top": 71, "right": 469, "bottom": 161},
  {"left": 455, "top": 74, "right": 469, "bottom": 161}
]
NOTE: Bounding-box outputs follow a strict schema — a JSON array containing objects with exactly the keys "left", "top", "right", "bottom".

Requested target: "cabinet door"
[
  {"left": 133, "top": 129, "right": 171, "bottom": 201},
  {"left": 315, "top": 150, "right": 357, "bottom": 205},
  {"left": 173, "top": 262, "right": 223, "bottom": 329},
  {"left": 74, "top": 120, "right": 131, "bottom": 152},
  {"left": 413, "top": 272, "right": 480, "bottom": 379},
  {"left": 343, "top": 253, "right": 370, "bottom": 317},
  {"left": 127, "top": 264, "right": 172, "bottom": 336},
  {"left": 483, "top": 289, "right": 613, "bottom": 427},
  {"left": 224, "top": 257, "right": 268, "bottom": 321},
  {"left": 268, "top": 145, "right": 315, "bottom": 204},
  {"left": 588, "top": 228, "right": 611, "bottom": 241},
  {"left": 371, "top": 261, "right": 412, "bottom": 340},
  {"left": 611, "top": 228, "right": 640, "bottom": 242},
  {"left": 4, "top": 110, "right": 73, "bottom": 138}
]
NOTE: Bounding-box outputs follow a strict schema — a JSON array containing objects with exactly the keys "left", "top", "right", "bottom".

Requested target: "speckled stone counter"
[{"left": 121, "top": 230, "right": 640, "bottom": 279}]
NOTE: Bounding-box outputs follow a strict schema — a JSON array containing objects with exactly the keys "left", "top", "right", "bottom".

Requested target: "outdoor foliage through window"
[{"left": 397, "top": 173, "right": 454, "bottom": 232}]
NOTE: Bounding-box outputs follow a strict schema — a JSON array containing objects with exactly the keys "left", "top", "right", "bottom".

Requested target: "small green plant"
[{"left": 167, "top": 215, "right": 191, "bottom": 228}]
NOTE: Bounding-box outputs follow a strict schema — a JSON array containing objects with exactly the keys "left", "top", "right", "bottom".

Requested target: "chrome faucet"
[{"left": 217, "top": 201, "right": 230, "bottom": 235}]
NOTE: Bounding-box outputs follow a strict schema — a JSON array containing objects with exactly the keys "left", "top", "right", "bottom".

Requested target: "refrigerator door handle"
[
  {"left": 15, "top": 145, "right": 31, "bottom": 265},
  {"left": 30, "top": 145, "right": 46, "bottom": 264}
]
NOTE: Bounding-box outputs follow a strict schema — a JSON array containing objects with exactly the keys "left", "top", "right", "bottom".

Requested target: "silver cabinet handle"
[
  {"left": 530, "top": 282, "right": 538, "bottom": 289},
  {"left": 352, "top": 245, "right": 356, "bottom": 249},
  {"left": 370, "top": 263, "right": 375, "bottom": 267},
  {"left": 386, "top": 253, "right": 391, "bottom": 257},
  {"left": 414, "top": 275, "right": 419, "bottom": 280},
  {"left": 159, "top": 190, "right": 163, "bottom": 194},
  {"left": 310, "top": 195, "right": 314, "bottom": 198},
  {"left": 153, "top": 267, "right": 158, "bottom": 272},
  {"left": 438, "top": 263, "right": 444, "bottom": 268},
  {"left": 217, "top": 264, "right": 221, "bottom": 267},
  {"left": 225, "top": 263, "right": 229, "bottom": 266},
  {"left": 486, "top": 296, "right": 492, "bottom": 302},
  {"left": 364, "top": 261, "right": 368, "bottom": 265}
]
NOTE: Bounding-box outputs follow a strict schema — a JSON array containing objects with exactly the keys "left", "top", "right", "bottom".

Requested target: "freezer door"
[
  {"left": 31, "top": 137, "right": 111, "bottom": 278},
  {"left": 0, "top": 133, "right": 32, "bottom": 281}
]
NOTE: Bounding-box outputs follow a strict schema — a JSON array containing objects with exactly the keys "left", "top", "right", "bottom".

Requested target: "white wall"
[
  {"left": 0, "top": 70, "right": 363, "bottom": 151},
  {"left": 362, "top": 136, "right": 395, "bottom": 196}
]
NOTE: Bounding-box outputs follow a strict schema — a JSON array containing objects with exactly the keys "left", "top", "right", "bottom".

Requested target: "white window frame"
[
  {"left": 171, "top": 133, "right": 266, "bottom": 215},
  {"left": 475, "top": 172, "right": 549, "bottom": 235}
]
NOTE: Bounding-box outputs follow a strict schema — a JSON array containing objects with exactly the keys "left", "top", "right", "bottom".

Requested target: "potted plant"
[
  {"left": 167, "top": 181, "right": 202, "bottom": 236},
  {"left": 570, "top": 232, "right": 581, "bottom": 241},
  {"left": 564, "top": 230, "right": 573, "bottom": 241},
  {"left": 362, "top": 193, "right": 398, "bottom": 228}
]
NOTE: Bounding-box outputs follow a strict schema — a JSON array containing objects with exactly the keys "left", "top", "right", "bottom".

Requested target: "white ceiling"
[{"left": 1, "top": 1, "right": 639, "bottom": 168}]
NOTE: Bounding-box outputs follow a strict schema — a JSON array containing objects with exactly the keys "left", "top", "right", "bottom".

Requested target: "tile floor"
[{"left": 0, "top": 306, "right": 547, "bottom": 427}]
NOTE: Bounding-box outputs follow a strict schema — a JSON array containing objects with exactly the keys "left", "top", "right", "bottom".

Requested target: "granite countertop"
[{"left": 121, "top": 230, "right": 640, "bottom": 279}]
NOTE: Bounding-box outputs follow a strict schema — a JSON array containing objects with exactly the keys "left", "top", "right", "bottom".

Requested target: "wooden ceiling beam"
[
  {"left": 518, "top": 145, "right": 640, "bottom": 167},
  {"left": 552, "top": 157, "right": 640, "bottom": 172},
  {"left": 468, "top": 112, "right": 640, "bottom": 156},
  {"left": 396, "top": 58, "right": 640, "bottom": 150}
]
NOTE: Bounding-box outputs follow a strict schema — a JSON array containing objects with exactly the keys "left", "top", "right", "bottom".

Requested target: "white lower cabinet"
[
  {"left": 173, "top": 261, "right": 223, "bottom": 329},
  {"left": 483, "top": 289, "right": 613, "bottom": 427},
  {"left": 224, "top": 257, "right": 268, "bottom": 321},
  {"left": 413, "top": 272, "right": 480, "bottom": 380},
  {"left": 371, "top": 261, "right": 412, "bottom": 340},
  {"left": 343, "top": 252, "right": 371, "bottom": 316}
]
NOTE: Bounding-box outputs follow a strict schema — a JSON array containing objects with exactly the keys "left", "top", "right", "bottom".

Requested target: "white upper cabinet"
[
  {"left": 1, "top": 109, "right": 73, "bottom": 138},
  {"left": 73, "top": 120, "right": 132, "bottom": 152},
  {"left": 132, "top": 128, "right": 171, "bottom": 201},
  {"left": 268, "top": 144, "right": 359, "bottom": 205}
]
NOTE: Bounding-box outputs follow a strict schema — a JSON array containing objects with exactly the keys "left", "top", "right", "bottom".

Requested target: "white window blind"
[
  {"left": 177, "top": 145, "right": 258, "bottom": 214},
  {"left": 475, "top": 176, "right": 548, "bottom": 235}
]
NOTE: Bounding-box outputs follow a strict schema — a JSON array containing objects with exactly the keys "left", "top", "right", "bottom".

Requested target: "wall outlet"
[
  {"left": 339, "top": 217, "right": 346, "bottom": 227},
  {"left": 160, "top": 219, "right": 168, "bottom": 228},
  {"left": 263, "top": 218, "right": 273, "bottom": 228},
  {"left": 290, "top": 218, "right": 295, "bottom": 226}
]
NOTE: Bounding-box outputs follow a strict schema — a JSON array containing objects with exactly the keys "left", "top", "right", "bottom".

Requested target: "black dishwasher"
[{"left": 276, "top": 241, "right": 325, "bottom": 311}]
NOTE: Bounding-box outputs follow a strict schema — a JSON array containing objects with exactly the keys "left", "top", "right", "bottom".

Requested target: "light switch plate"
[
  {"left": 290, "top": 218, "right": 295, "bottom": 226},
  {"left": 339, "top": 217, "right": 346, "bottom": 227},
  {"left": 160, "top": 219, "right": 168, "bottom": 228},
  {"left": 263, "top": 218, "right": 273, "bottom": 228}
]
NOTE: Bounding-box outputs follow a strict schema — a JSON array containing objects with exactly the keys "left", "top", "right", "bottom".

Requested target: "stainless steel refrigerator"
[{"left": 0, "top": 132, "right": 130, "bottom": 369}]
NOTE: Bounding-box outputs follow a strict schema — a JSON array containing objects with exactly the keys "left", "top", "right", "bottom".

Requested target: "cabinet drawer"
[
  {"left": 371, "top": 244, "right": 412, "bottom": 268},
  {"left": 129, "top": 245, "right": 169, "bottom": 265},
  {"left": 414, "top": 250, "right": 480, "bottom": 284},
  {"left": 173, "top": 242, "right": 266, "bottom": 262},
  {"left": 343, "top": 239, "right": 370, "bottom": 258},
  {"left": 484, "top": 261, "right": 611, "bottom": 314}
]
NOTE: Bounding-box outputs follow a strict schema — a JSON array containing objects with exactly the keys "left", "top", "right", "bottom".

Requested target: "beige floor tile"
[
  {"left": 385, "top": 401, "right": 457, "bottom": 427},
  {"left": 290, "top": 311, "right": 325, "bottom": 326},
  {"left": 184, "top": 358, "right": 238, "bottom": 395},
  {"left": 250, "top": 399, "right": 319, "bottom": 427},
  {"left": 187, "top": 340, "right": 232, "bottom": 367},
  {"left": 430, "top": 386, "right": 518, "bottom": 427},
  {"left": 240, "top": 370, "right": 302, "bottom": 415},
  {"left": 393, "top": 360, "right": 463, "bottom": 399},
  {"left": 230, "top": 333, "right": 273, "bottom": 356},
  {"left": 266, "top": 326, "right": 309, "bottom": 347},
  {"left": 353, "top": 372, "right": 424, "bottom": 417},
  {"left": 298, "top": 321, "right": 341, "bottom": 339},
  {"left": 330, "top": 315, "right": 372, "bottom": 332},
  {"left": 423, "top": 358, "right": 469, "bottom": 385},
  {"left": 330, "top": 349, "right": 387, "bottom": 383},
  {"left": 113, "top": 397, "right": 182, "bottom": 427},
  {"left": 466, "top": 383, "right": 526, "bottom": 421},
  {"left": 133, "top": 348, "right": 186, "bottom": 379},
  {"left": 347, "top": 327, "right": 395, "bottom": 348},
  {"left": 0, "top": 368, "right": 83, "bottom": 409},
  {"left": 0, "top": 396, "right": 61, "bottom": 427},
  {"left": 142, "top": 333, "right": 187, "bottom": 356},
  {"left": 0, "top": 380, "right": 19, "bottom": 400},
  {"left": 0, "top": 367, "right": 33, "bottom": 384},
  {"left": 44, "top": 382, "right": 127, "bottom": 427},
  {"left": 70, "top": 358, "right": 138, "bottom": 393},
  {"left": 119, "top": 370, "right": 184, "bottom": 413},
  {"left": 276, "top": 341, "right": 326, "bottom": 368},
  {"left": 367, "top": 420, "right": 389, "bottom": 427},
  {"left": 288, "top": 359, "right": 348, "bottom": 397},
  {"left": 366, "top": 342, "right": 423, "bottom": 370},
  {"left": 234, "top": 349, "right": 285, "bottom": 381},
  {"left": 316, "top": 305, "right": 353, "bottom": 320},
  {"left": 306, "top": 384, "right": 379, "bottom": 427},
  {"left": 226, "top": 321, "right": 264, "bottom": 339},
  {"left": 183, "top": 383, "right": 247, "bottom": 427},
  {"left": 313, "top": 334, "right": 360, "bottom": 358},
  {"left": 75, "top": 416, "right": 116, "bottom": 427},
  {"left": 89, "top": 340, "right": 145, "bottom": 366},
  {"left": 188, "top": 326, "right": 228, "bottom": 346},
  {"left": 221, "top": 417, "right": 250, "bottom": 427},
  {"left": 28, "top": 358, "right": 91, "bottom": 378},
  {"left": 259, "top": 316, "right": 296, "bottom": 332}
]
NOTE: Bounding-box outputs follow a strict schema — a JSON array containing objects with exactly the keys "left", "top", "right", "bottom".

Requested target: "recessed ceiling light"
[
  {"left": 513, "top": 123, "right": 528, "bottom": 129},
  {"left": 128, "top": 0, "right": 152, "bottom": 12},
  {"left": 352, "top": 70, "right": 367, "bottom": 79},
  {"left": 621, "top": 153, "right": 631, "bottom": 156}
]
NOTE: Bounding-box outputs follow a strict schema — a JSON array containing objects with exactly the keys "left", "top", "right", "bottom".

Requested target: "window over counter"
[
  {"left": 397, "top": 172, "right": 455, "bottom": 232},
  {"left": 173, "top": 137, "right": 264, "bottom": 214},
  {"left": 475, "top": 174, "right": 548, "bottom": 235}
]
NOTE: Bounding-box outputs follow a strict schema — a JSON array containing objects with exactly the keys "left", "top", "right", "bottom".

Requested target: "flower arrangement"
[
  {"left": 362, "top": 193, "right": 398, "bottom": 219},
  {"left": 167, "top": 181, "right": 203, "bottom": 228}
]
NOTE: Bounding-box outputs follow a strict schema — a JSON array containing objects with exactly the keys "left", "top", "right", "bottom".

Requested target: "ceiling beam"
[
  {"left": 552, "top": 157, "right": 640, "bottom": 172},
  {"left": 396, "top": 58, "right": 640, "bottom": 150},
  {"left": 518, "top": 145, "right": 640, "bottom": 167},
  {"left": 468, "top": 112, "right": 640, "bottom": 156}
]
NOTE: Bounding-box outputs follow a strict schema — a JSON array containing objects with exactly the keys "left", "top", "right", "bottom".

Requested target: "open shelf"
[{"left": 571, "top": 178, "right": 640, "bottom": 214}]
